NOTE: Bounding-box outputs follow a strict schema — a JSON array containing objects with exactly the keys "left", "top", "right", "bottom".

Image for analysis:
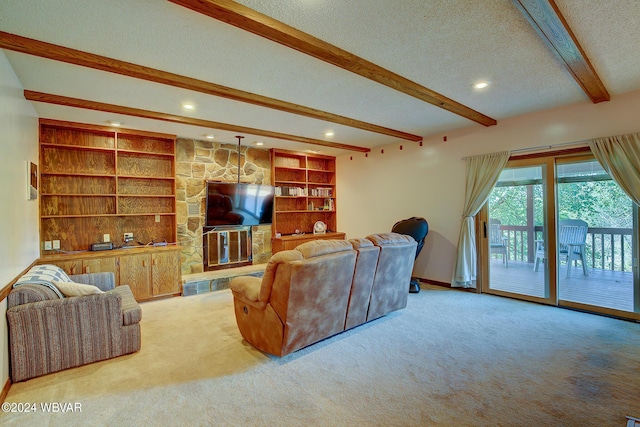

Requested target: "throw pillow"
[{"left": 52, "top": 280, "right": 104, "bottom": 297}]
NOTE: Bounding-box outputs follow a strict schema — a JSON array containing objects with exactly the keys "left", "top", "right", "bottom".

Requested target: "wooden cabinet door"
[
  {"left": 83, "top": 257, "right": 119, "bottom": 284},
  {"left": 55, "top": 260, "right": 83, "bottom": 276},
  {"left": 152, "top": 251, "right": 181, "bottom": 296},
  {"left": 119, "top": 253, "right": 152, "bottom": 300}
]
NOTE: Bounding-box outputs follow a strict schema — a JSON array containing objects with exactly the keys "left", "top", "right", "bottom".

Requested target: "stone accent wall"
[{"left": 176, "top": 138, "right": 272, "bottom": 275}]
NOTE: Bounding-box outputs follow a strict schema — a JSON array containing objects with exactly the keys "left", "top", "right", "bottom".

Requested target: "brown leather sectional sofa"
[{"left": 230, "top": 232, "right": 417, "bottom": 356}]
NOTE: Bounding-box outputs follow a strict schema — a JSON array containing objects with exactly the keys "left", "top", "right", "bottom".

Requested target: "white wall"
[
  {"left": 337, "top": 88, "right": 640, "bottom": 284},
  {"left": 0, "top": 50, "right": 39, "bottom": 387}
]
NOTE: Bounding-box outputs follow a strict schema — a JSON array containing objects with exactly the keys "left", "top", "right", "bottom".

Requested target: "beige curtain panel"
[
  {"left": 452, "top": 151, "right": 510, "bottom": 288},
  {"left": 589, "top": 132, "right": 640, "bottom": 206}
]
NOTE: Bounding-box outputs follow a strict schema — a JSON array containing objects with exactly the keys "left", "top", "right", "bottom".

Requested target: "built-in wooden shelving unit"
[
  {"left": 39, "top": 119, "right": 177, "bottom": 254},
  {"left": 271, "top": 148, "right": 344, "bottom": 252}
]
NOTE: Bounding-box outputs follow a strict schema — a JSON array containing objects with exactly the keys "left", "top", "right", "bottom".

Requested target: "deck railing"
[{"left": 498, "top": 225, "right": 633, "bottom": 272}]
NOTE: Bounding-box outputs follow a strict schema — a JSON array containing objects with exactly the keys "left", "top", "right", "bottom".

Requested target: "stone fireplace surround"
[{"left": 176, "top": 138, "right": 272, "bottom": 275}]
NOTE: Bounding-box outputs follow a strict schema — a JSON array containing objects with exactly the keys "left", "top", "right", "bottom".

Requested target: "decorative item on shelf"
[
  {"left": 323, "top": 198, "right": 334, "bottom": 211},
  {"left": 313, "top": 221, "right": 327, "bottom": 235}
]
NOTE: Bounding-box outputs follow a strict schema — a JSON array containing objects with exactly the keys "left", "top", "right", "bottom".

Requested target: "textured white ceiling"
[{"left": 1, "top": 0, "right": 640, "bottom": 155}]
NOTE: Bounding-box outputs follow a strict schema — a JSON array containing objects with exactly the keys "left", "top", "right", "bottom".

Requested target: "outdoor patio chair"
[
  {"left": 533, "top": 219, "right": 589, "bottom": 277},
  {"left": 558, "top": 219, "right": 589, "bottom": 277},
  {"left": 489, "top": 219, "right": 509, "bottom": 267}
]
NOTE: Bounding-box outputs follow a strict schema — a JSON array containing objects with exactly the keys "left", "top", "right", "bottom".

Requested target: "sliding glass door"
[
  {"left": 556, "top": 158, "right": 637, "bottom": 316},
  {"left": 480, "top": 153, "right": 639, "bottom": 320},
  {"left": 481, "top": 159, "right": 554, "bottom": 304}
]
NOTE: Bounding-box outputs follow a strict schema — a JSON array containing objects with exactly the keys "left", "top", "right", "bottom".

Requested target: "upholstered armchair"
[{"left": 7, "top": 266, "right": 141, "bottom": 382}]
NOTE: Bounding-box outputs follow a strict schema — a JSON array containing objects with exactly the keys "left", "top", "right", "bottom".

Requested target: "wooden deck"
[{"left": 489, "top": 259, "right": 635, "bottom": 312}]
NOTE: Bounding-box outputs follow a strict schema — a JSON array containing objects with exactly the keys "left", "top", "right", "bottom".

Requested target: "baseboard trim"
[
  {"left": 416, "top": 278, "right": 451, "bottom": 288},
  {"left": 0, "top": 377, "right": 11, "bottom": 403},
  {"left": 416, "top": 277, "right": 478, "bottom": 292}
]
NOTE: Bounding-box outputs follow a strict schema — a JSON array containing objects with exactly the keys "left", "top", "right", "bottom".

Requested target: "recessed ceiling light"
[
  {"left": 108, "top": 120, "right": 122, "bottom": 127},
  {"left": 255, "top": 141, "right": 264, "bottom": 146},
  {"left": 324, "top": 131, "right": 334, "bottom": 137},
  {"left": 183, "top": 103, "right": 195, "bottom": 110},
  {"left": 474, "top": 82, "right": 489, "bottom": 89},
  {"left": 205, "top": 134, "right": 215, "bottom": 139}
]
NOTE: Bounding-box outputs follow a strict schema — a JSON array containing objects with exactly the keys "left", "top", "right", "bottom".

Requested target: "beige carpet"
[{"left": 2, "top": 286, "right": 640, "bottom": 426}]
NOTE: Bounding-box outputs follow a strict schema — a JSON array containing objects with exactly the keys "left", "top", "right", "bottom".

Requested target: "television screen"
[{"left": 205, "top": 182, "right": 274, "bottom": 227}]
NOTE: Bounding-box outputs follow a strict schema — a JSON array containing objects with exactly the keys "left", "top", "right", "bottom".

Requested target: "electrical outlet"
[
  {"left": 52, "top": 240, "right": 61, "bottom": 250},
  {"left": 155, "top": 214, "right": 161, "bottom": 223},
  {"left": 124, "top": 232, "right": 134, "bottom": 242},
  {"left": 103, "top": 233, "right": 111, "bottom": 243},
  {"left": 44, "top": 241, "right": 52, "bottom": 250}
]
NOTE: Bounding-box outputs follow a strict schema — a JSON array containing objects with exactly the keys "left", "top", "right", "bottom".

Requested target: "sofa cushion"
[
  {"left": 53, "top": 280, "right": 104, "bottom": 297},
  {"left": 296, "top": 239, "right": 353, "bottom": 259},
  {"left": 366, "top": 232, "right": 416, "bottom": 246},
  {"left": 14, "top": 264, "right": 69, "bottom": 299},
  {"left": 349, "top": 237, "right": 375, "bottom": 249},
  {"left": 7, "top": 284, "right": 60, "bottom": 309}
]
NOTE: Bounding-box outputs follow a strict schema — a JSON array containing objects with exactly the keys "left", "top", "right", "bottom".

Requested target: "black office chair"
[{"left": 391, "top": 217, "right": 429, "bottom": 293}]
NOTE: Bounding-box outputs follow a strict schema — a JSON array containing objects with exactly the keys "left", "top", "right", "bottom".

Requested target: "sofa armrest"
[
  {"left": 230, "top": 276, "right": 266, "bottom": 309},
  {"left": 69, "top": 272, "right": 115, "bottom": 291},
  {"left": 108, "top": 285, "right": 142, "bottom": 326}
]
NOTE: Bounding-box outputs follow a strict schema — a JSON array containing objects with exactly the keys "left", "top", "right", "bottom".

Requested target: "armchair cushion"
[
  {"left": 69, "top": 272, "right": 116, "bottom": 291},
  {"left": 53, "top": 280, "right": 104, "bottom": 297}
]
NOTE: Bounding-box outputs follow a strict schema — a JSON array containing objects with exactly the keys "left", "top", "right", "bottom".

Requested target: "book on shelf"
[
  {"left": 275, "top": 186, "right": 307, "bottom": 197},
  {"left": 310, "top": 187, "right": 333, "bottom": 197}
]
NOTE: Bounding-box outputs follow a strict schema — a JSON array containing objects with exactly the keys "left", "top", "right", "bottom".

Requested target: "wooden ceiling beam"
[
  {"left": 513, "top": 0, "right": 610, "bottom": 103},
  {"left": 0, "top": 31, "right": 418, "bottom": 143},
  {"left": 24, "top": 90, "right": 371, "bottom": 153},
  {"left": 169, "top": 0, "right": 497, "bottom": 127}
]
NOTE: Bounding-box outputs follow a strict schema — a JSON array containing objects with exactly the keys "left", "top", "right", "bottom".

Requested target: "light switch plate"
[
  {"left": 44, "top": 241, "right": 52, "bottom": 250},
  {"left": 103, "top": 233, "right": 110, "bottom": 243},
  {"left": 52, "top": 240, "right": 61, "bottom": 250}
]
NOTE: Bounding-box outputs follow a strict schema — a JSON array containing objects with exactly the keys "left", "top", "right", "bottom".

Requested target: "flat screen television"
[{"left": 205, "top": 182, "right": 274, "bottom": 227}]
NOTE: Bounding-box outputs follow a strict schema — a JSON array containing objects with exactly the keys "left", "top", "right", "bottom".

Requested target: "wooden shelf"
[
  {"left": 116, "top": 149, "right": 175, "bottom": 157},
  {"left": 274, "top": 165, "right": 306, "bottom": 171},
  {"left": 40, "top": 142, "right": 114, "bottom": 153},
  {"left": 40, "top": 172, "right": 115, "bottom": 177}
]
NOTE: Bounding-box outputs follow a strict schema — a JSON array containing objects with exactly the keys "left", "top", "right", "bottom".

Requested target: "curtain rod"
[
  {"left": 461, "top": 138, "right": 591, "bottom": 160},
  {"left": 510, "top": 138, "right": 590, "bottom": 155}
]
